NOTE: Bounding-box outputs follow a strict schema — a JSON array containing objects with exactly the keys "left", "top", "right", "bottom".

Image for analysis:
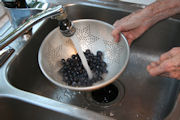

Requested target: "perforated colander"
[{"left": 38, "top": 19, "right": 129, "bottom": 91}]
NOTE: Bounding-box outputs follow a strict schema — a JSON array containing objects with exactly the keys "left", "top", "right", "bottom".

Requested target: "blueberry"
[
  {"left": 72, "top": 72, "right": 76, "bottom": 77},
  {"left": 74, "top": 67, "right": 77, "bottom": 71},
  {"left": 67, "top": 58, "right": 71, "bottom": 62},
  {"left": 74, "top": 55, "right": 79, "bottom": 60},
  {"left": 70, "top": 61, "right": 75, "bottom": 66},
  {"left": 88, "top": 53, "right": 93, "bottom": 58},
  {"left": 67, "top": 80, "right": 72, "bottom": 85},
  {"left": 101, "top": 62, "right": 107, "bottom": 67},
  {"left": 80, "top": 77, "right": 85, "bottom": 81},
  {"left": 79, "top": 70, "right": 83, "bottom": 74},
  {"left": 90, "top": 65, "right": 94, "bottom": 70},
  {"left": 63, "top": 72, "right": 68, "bottom": 76},
  {"left": 67, "top": 70, "right": 71, "bottom": 74},
  {"left": 68, "top": 66, "right": 73, "bottom": 71},
  {"left": 92, "top": 67, "right": 96, "bottom": 72},
  {"left": 69, "top": 77, "right": 73, "bottom": 81},
  {"left": 74, "top": 77, "right": 79, "bottom": 82},
  {"left": 72, "top": 82, "right": 77, "bottom": 86},
  {"left": 72, "top": 55, "right": 76, "bottom": 59},
  {"left": 96, "top": 56, "right": 102, "bottom": 61},
  {"left": 86, "top": 81, "right": 92, "bottom": 86},
  {"left": 76, "top": 63, "right": 81, "bottom": 67},
  {"left": 96, "top": 65, "right": 100, "bottom": 69},
  {"left": 60, "top": 59, "right": 66, "bottom": 65},
  {"left": 64, "top": 76, "right": 69, "bottom": 80},
  {"left": 97, "top": 76, "right": 103, "bottom": 81},
  {"left": 77, "top": 66, "right": 82, "bottom": 71},
  {"left": 85, "top": 49, "right": 91, "bottom": 54},
  {"left": 76, "top": 71, "right": 80, "bottom": 75},
  {"left": 66, "top": 62, "right": 70, "bottom": 66},
  {"left": 82, "top": 81, "right": 87, "bottom": 86},
  {"left": 103, "top": 69, "right": 108, "bottom": 73},
  {"left": 97, "top": 51, "right": 103, "bottom": 57},
  {"left": 98, "top": 71, "right": 103, "bottom": 75},
  {"left": 63, "top": 65, "right": 68, "bottom": 69},
  {"left": 77, "top": 82, "right": 81, "bottom": 86},
  {"left": 88, "top": 58, "right": 93, "bottom": 62},
  {"left": 59, "top": 68, "right": 64, "bottom": 73},
  {"left": 76, "top": 54, "right": 80, "bottom": 58},
  {"left": 83, "top": 72, "right": 88, "bottom": 77},
  {"left": 95, "top": 70, "right": 99, "bottom": 75},
  {"left": 93, "top": 59, "right": 97, "bottom": 64}
]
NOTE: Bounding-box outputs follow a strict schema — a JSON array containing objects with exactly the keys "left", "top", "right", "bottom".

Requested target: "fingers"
[
  {"left": 112, "top": 28, "right": 121, "bottom": 42},
  {"left": 112, "top": 20, "right": 126, "bottom": 42},
  {"left": 112, "top": 26, "right": 134, "bottom": 45},
  {"left": 147, "top": 58, "right": 174, "bottom": 76},
  {"left": 147, "top": 54, "right": 180, "bottom": 78},
  {"left": 147, "top": 48, "right": 179, "bottom": 76},
  {"left": 112, "top": 29, "right": 134, "bottom": 45},
  {"left": 147, "top": 61, "right": 165, "bottom": 76},
  {"left": 122, "top": 32, "right": 134, "bottom": 45},
  {"left": 159, "top": 51, "right": 172, "bottom": 62}
]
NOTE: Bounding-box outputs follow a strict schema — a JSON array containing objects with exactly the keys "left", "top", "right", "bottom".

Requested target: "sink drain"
[
  {"left": 91, "top": 84, "right": 118, "bottom": 103},
  {"left": 85, "top": 80, "right": 125, "bottom": 107}
]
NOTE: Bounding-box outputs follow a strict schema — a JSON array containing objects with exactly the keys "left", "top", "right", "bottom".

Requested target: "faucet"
[{"left": 0, "top": 4, "right": 76, "bottom": 50}]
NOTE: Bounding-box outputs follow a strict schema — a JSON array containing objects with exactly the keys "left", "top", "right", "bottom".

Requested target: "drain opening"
[
  {"left": 91, "top": 84, "right": 118, "bottom": 103},
  {"left": 85, "top": 81, "right": 125, "bottom": 107}
]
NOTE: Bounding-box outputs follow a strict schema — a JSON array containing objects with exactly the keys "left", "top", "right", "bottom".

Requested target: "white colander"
[{"left": 38, "top": 19, "right": 130, "bottom": 91}]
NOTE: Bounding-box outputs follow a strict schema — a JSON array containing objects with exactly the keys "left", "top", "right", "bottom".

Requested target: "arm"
[
  {"left": 112, "top": 0, "right": 180, "bottom": 45},
  {"left": 145, "top": 0, "right": 180, "bottom": 28}
]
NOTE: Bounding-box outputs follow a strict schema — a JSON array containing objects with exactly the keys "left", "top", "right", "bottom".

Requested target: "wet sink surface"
[
  {"left": 7, "top": 3, "right": 180, "bottom": 120},
  {"left": 0, "top": 97, "right": 79, "bottom": 120}
]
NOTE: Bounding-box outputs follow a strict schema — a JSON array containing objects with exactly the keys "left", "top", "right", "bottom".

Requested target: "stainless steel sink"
[
  {"left": 0, "top": 97, "right": 82, "bottom": 120},
  {"left": 1, "top": 1, "right": 180, "bottom": 120}
]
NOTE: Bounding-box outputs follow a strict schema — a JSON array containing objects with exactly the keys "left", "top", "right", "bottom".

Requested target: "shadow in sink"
[
  {"left": 0, "top": 97, "right": 79, "bottom": 120},
  {"left": 7, "top": 3, "right": 180, "bottom": 120}
]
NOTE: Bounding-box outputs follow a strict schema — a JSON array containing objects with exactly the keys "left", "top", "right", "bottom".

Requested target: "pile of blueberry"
[{"left": 59, "top": 49, "right": 108, "bottom": 87}]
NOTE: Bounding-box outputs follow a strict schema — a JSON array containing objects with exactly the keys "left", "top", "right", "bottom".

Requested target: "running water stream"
[{"left": 70, "top": 35, "right": 93, "bottom": 79}]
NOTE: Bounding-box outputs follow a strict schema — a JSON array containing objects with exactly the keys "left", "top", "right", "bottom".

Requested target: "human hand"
[
  {"left": 147, "top": 47, "right": 180, "bottom": 80},
  {"left": 112, "top": 10, "right": 152, "bottom": 45}
]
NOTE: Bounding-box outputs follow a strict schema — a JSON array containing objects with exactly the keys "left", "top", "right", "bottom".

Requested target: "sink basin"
[{"left": 4, "top": 2, "right": 180, "bottom": 120}]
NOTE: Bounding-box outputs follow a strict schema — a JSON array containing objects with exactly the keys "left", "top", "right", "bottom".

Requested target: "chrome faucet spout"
[
  {"left": 58, "top": 18, "right": 76, "bottom": 37},
  {"left": 0, "top": 5, "right": 75, "bottom": 50}
]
